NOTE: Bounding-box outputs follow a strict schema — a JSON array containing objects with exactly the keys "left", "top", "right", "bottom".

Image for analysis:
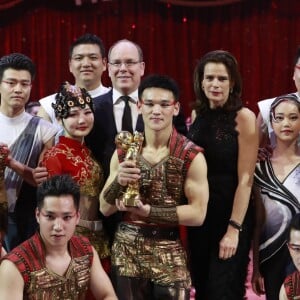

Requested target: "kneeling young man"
[
  {"left": 0, "top": 175, "right": 117, "bottom": 300},
  {"left": 100, "top": 74, "right": 209, "bottom": 300},
  {"left": 280, "top": 213, "right": 300, "bottom": 300}
]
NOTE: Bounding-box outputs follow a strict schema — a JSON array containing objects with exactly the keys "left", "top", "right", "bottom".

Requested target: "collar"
[
  {"left": 87, "top": 84, "right": 110, "bottom": 98},
  {"left": 58, "top": 136, "right": 86, "bottom": 150},
  {"left": 112, "top": 88, "right": 138, "bottom": 105}
]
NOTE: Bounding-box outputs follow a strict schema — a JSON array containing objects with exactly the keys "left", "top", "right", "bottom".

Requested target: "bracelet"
[
  {"left": 147, "top": 206, "right": 178, "bottom": 225},
  {"left": 229, "top": 219, "right": 243, "bottom": 232}
]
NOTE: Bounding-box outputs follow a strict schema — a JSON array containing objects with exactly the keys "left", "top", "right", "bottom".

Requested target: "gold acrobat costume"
[{"left": 110, "top": 128, "right": 203, "bottom": 298}]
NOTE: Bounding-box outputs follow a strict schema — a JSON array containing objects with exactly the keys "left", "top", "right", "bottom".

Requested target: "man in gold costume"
[
  {"left": 100, "top": 74, "right": 209, "bottom": 300},
  {"left": 0, "top": 175, "right": 117, "bottom": 300}
]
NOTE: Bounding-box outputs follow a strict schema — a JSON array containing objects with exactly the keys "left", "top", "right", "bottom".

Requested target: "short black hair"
[
  {"left": 287, "top": 213, "right": 300, "bottom": 242},
  {"left": 69, "top": 33, "right": 106, "bottom": 59},
  {"left": 36, "top": 175, "right": 80, "bottom": 211},
  {"left": 138, "top": 74, "right": 179, "bottom": 102},
  {"left": 0, "top": 53, "right": 36, "bottom": 81}
]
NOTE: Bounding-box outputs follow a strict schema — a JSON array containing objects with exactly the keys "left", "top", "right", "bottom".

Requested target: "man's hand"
[
  {"left": 32, "top": 165, "right": 48, "bottom": 185},
  {"left": 115, "top": 199, "right": 150, "bottom": 218},
  {"left": 117, "top": 160, "right": 141, "bottom": 186}
]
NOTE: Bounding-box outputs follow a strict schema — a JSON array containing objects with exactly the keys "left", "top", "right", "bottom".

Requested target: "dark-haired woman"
[
  {"left": 42, "top": 82, "right": 110, "bottom": 273},
  {"left": 252, "top": 94, "right": 300, "bottom": 299},
  {"left": 187, "top": 50, "right": 258, "bottom": 299}
]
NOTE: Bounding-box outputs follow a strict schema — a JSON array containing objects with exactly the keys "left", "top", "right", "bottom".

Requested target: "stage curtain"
[{"left": 0, "top": 0, "right": 299, "bottom": 116}]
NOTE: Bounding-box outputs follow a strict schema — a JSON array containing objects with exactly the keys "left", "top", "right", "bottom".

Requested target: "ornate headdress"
[{"left": 52, "top": 81, "right": 94, "bottom": 119}]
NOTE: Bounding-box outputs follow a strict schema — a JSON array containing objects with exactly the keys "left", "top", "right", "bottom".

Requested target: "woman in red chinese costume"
[{"left": 42, "top": 82, "right": 110, "bottom": 272}]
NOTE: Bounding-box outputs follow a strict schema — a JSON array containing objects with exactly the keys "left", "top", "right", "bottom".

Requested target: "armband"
[
  {"left": 229, "top": 219, "right": 243, "bottom": 232},
  {"left": 147, "top": 206, "right": 178, "bottom": 225},
  {"left": 103, "top": 177, "right": 126, "bottom": 205}
]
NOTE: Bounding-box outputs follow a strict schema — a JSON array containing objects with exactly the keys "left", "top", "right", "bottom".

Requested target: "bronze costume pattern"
[
  {"left": 113, "top": 128, "right": 203, "bottom": 288},
  {"left": 2, "top": 233, "right": 93, "bottom": 300}
]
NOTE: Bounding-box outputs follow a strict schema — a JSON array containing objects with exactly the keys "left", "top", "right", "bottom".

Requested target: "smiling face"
[
  {"left": 60, "top": 105, "right": 94, "bottom": 142},
  {"left": 108, "top": 41, "right": 145, "bottom": 95},
  {"left": 0, "top": 68, "right": 32, "bottom": 115},
  {"left": 202, "top": 62, "right": 232, "bottom": 109},
  {"left": 69, "top": 43, "right": 107, "bottom": 91},
  {"left": 36, "top": 195, "right": 80, "bottom": 250},
  {"left": 271, "top": 100, "right": 300, "bottom": 143},
  {"left": 138, "top": 87, "right": 179, "bottom": 132}
]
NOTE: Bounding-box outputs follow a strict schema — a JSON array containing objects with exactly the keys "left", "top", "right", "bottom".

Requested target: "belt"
[
  {"left": 119, "top": 222, "right": 179, "bottom": 240},
  {"left": 78, "top": 219, "right": 103, "bottom": 232}
]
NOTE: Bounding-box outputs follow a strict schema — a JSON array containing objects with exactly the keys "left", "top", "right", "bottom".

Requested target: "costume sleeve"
[{"left": 42, "top": 152, "right": 63, "bottom": 176}]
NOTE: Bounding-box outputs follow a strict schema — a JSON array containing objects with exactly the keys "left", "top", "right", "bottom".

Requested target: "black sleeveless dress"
[{"left": 187, "top": 107, "right": 253, "bottom": 300}]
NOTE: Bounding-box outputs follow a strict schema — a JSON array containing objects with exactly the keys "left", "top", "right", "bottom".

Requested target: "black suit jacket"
[{"left": 86, "top": 90, "right": 143, "bottom": 179}]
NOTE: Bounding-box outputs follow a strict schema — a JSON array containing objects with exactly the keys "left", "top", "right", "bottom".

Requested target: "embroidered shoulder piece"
[{"left": 169, "top": 128, "right": 203, "bottom": 177}]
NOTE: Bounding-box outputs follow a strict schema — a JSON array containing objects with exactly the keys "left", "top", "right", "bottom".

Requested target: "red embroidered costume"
[
  {"left": 283, "top": 271, "right": 300, "bottom": 300},
  {"left": 42, "top": 136, "right": 110, "bottom": 262},
  {"left": 2, "top": 232, "right": 93, "bottom": 299}
]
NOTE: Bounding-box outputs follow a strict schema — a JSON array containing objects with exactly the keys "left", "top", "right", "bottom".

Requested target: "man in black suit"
[
  {"left": 85, "top": 39, "right": 187, "bottom": 245},
  {"left": 86, "top": 39, "right": 145, "bottom": 179},
  {"left": 86, "top": 39, "right": 187, "bottom": 179}
]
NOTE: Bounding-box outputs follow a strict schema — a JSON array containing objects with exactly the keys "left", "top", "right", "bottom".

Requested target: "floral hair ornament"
[{"left": 52, "top": 81, "right": 94, "bottom": 119}]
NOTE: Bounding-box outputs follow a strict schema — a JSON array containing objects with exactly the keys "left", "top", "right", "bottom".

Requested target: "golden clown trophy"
[{"left": 115, "top": 131, "right": 144, "bottom": 207}]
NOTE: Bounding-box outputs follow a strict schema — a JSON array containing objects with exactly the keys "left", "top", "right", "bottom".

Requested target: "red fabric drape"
[
  {"left": 0, "top": 0, "right": 300, "bottom": 116},
  {"left": 0, "top": 0, "right": 22, "bottom": 10}
]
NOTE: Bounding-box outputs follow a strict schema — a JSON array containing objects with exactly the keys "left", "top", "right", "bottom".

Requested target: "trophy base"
[
  {"left": 123, "top": 199, "right": 138, "bottom": 207},
  {"left": 123, "top": 192, "right": 139, "bottom": 207}
]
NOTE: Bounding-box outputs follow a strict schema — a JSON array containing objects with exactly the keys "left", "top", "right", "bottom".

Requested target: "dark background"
[{"left": 0, "top": 0, "right": 300, "bottom": 116}]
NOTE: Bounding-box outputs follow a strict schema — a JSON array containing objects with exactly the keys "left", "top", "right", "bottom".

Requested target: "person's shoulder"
[
  {"left": 0, "top": 258, "right": 23, "bottom": 282},
  {"left": 37, "top": 116, "right": 58, "bottom": 131},
  {"left": 4, "top": 235, "right": 37, "bottom": 262},
  {"left": 236, "top": 108, "right": 257, "bottom": 137},
  {"left": 237, "top": 107, "right": 256, "bottom": 122},
  {"left": 70, "top": 235, "right": 93, "bottom": 252},
  {"left": 93, "top": 89, "right": 112, "bottom": 104},
  {"left": 39, "top": 93, "right": 57, "bottom": 105},
  {"left": 171, "top": 129, "right": 204, "bottom": 157}
]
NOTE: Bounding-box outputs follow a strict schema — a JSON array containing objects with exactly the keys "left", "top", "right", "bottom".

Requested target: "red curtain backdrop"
[{"left": 0, "top": 0, "right": 300, "bottom": 116}]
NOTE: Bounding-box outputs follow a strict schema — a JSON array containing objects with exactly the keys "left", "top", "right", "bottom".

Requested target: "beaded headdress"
[{"left": 52, "top": 81, "right": 94, "bottom": 119}]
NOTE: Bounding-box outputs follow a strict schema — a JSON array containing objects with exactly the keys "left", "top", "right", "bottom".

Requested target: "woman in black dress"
[{"left": 188, "top": 50, "right": 258, "bottom": 300}]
